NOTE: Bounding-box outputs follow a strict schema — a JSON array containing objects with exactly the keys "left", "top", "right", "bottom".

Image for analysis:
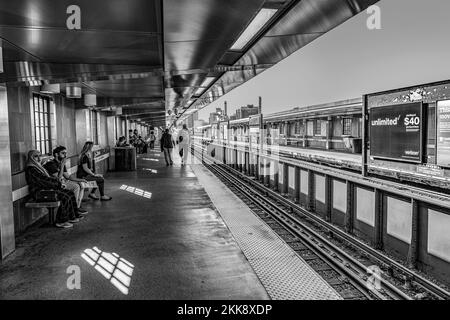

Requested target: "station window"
[
  {"left": 343, "top": 118, "right": 352, "bottom": 135},
  {"left": 32, "top": 94, "right": 52, "bottom": 155},
  {"left": 314, "top": 120, "right": 322, "bottom": 136},
  {"left": 294, "top": 121, "right": 301, "bottom": 134}
]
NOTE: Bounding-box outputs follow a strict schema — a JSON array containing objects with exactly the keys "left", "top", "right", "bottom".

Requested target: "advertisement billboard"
[
  {"left": 436, "top": 100, "right": 450, "bottom": 167},
  {"left": 369, "top": 102, "right": 423, "bottom": 163}
]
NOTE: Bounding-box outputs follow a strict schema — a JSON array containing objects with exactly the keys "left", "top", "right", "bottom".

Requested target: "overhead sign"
[
  {"left": 369, "top": 102, "right": 423, "bottom": 163},
  {"left": 436, "top": 100, "right": 450, "bottom": 167}
]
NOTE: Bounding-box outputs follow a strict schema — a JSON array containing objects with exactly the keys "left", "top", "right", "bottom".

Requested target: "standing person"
[
  {"left": 128, "top": 130, "right": 135, "bottom": 145},
  {"left": 25, "top": 150, "right": 82, "bottom": 228},
  {"left": 44, "top": 146, "right": 88, "bottom": 214},
  {"left": 177, "top": 124, "right": 191, "bottom": 166},
  {"left": 148, "top": 131, "right": 156, "bottom": 150},
  {"left": 160, "top": 129, "right": 174, "bottom": 166},
  {"left": 77, "top": 141, "right": 112, "bottom": 201}
]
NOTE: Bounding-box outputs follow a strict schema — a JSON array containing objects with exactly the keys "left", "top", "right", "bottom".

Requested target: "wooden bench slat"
[{"left": 25, "top": 201, "right": 60, "bottom": 208}]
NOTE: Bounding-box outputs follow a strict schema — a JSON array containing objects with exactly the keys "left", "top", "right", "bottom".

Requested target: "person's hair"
[
  {"left": 52, "top": 146, "right": 67, "bottom": 157},
  {"left": 164, "top": 128, "right": 169, "bottom": 133},
  {"left": 182, "top": 124, "right": 187, "bottom": 130},
  {"left": 119, "top": 136, "right": 125, "bottom": 142},
  {"left": 129, "top": 130, "right": 133, "bottom": 133},
  {"left": 150, "top": 131, "right": 154, "bottom": 134},
  {"left": 79, "top": 141, "right": 94, "bottom": 163}
]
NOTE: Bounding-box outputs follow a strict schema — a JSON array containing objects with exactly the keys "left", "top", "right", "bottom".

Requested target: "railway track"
[{"left": 193, "top": 147, "right": 450, "bottom": 300}]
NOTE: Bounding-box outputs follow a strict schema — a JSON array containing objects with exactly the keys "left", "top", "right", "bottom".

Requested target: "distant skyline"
[{"left": 198, "top": 0, "right": 450, "bottom": 122}]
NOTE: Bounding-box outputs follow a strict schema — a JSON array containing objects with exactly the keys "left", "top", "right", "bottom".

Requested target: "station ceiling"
[{"left": 0, "top": 0, "right": 378, "bottom": 127}]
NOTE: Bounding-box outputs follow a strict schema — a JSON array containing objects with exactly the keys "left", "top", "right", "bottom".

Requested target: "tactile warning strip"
[{"left": 192, "top": 165, "right": 342, "bottom": 300}]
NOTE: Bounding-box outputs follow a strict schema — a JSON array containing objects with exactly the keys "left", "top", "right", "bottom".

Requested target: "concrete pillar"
[
  {"left": 407, "top": 199, "right": 420, "bottom": 268},
  {"left": 374, "top": 189, "right": 384, "bottom": 250},
  {"left": 325, "top": 175, "right": 332, "bottom": 222},
  {"left": 0, "top": 77, "right": 16, "bottom": 259},
  {"left": 345, "top": 181, "right": 355, "bottom": 234}
]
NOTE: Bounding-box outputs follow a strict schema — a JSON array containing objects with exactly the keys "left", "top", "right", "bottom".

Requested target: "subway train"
[{"left": 197, "top": 80, "right": 450, "bottom": 191}]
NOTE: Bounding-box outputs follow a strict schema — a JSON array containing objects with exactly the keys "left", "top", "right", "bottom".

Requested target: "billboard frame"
[{"left": 436, "top": 99, "right": 450, "bottom": 169}]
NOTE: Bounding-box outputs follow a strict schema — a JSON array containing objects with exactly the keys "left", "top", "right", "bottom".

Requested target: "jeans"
[
  {"left": 84, "top": 175, "right": 105, "bottom": 196},
  {"left": 163, "top": 147, "right": 173, "bottom": 165}
]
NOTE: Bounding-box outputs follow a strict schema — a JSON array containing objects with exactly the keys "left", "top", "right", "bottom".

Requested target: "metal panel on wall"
[
  {"left": 436, "top": 100, "right": 450, "bottom": 167},
  {"left": 0, "top": 83, "right": 15, "bottom": 258}
]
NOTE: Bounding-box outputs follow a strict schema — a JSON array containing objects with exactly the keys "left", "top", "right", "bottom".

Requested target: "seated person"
[
  {"left": 44, "top": 146, "right": 88, "bottom": 215},
  {"left": 25, "top": 150, "right": 84, "bottom": 228},
  {"left": 77, "top": 141, "right": 112, "bottom": 201}
]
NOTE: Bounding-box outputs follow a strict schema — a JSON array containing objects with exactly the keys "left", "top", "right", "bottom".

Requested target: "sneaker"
[
  {"left": 68, "top": 218, "right": 81, "bottom": 223},
  {"left": 55, "top": 222, "right": 73, "bottom": 228},
  {"left": 75, "top": 215, "right": 85, "bottom": 220},
  {"left": 100, "top": 195, "right": 112, "bottom": 201},
  {"left": 88, "top": 193, "right": 100, "bottom": 200},
  {"left": 78, "top": 208, "right": 88, "bottom": 215}
]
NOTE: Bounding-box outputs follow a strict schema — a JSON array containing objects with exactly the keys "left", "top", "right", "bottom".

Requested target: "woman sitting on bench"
[
  {"left": 25, "top": 150, "right": 83, "bottom": 228},
  {"left": 77, "top": 141, "right": 112, "bottom": 201}
]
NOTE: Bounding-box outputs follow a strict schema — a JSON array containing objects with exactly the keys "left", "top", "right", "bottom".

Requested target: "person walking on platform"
[
  {"left": 25, "top": 150, "right": 82, "bottom": 228},
  {"left": 160, "top": 128, "right": 174, "bottom": 166},
  {"left": 77, "top": 141, "right": 112, "bottom": 201},
  {"left": 148, "top": 131, "right": 156, "bottom": 150},
  {"left": 177, "top": 124, "right": 191, "bottom": 166},
  {"left": 44, "top": 146, "right": 88, "bottom": 214}
]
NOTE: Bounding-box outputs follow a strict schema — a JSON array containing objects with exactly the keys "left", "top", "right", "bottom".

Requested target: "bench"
[{"left": 25, "top": 200, "right": 61, "bottom": 225}]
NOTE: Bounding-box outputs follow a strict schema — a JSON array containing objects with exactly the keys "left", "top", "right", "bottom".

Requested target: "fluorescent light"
[
  {"left": 200, "top": 77, "right": 216, "bottom": 88},
  {"left": 231, "top": 8, "right": 277, "bottom": 51},
  {"left": 195, "top": 87, "right": 205, "bottom": 96}
]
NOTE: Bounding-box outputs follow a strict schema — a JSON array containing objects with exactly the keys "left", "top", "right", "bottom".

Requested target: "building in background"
[{"left": 235, "top": 104, "right": 259, "bottom": 119}]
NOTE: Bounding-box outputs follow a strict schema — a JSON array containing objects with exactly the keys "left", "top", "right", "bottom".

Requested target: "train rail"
[{"left": 193, "top": 146, "right": 450, "bottom": 300}]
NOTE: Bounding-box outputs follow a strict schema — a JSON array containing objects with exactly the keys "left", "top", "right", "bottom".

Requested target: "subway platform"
[{"left": 0, "top": 147, "right": 341, "bottom": 300}]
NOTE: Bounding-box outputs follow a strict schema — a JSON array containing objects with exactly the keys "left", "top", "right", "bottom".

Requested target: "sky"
[{"left": 198, "top": 0, "right": 450, "bottom": 121}]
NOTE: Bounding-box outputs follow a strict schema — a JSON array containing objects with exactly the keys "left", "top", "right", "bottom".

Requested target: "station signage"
[
  {"left": 369, "top": 102, "right": 423, "bottom": 163},
  {"left": 436, "top": 100, "right": 450, "bottom": 167}
]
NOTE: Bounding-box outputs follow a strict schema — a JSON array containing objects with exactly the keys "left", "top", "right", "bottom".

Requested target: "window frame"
[
  {"left": 313, "top": 119, "right": 322, "bottom": 136},
  {"left": 32, "top": 94, "right": 52, "bottom": 155},
  {"left": 343, "top": 118, "right": 353, "bottom": 136},
  {"left": 90, "top": 109, "right": 99, "bottom": 145}
]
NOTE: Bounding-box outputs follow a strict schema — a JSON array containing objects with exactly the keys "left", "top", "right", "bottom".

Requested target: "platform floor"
[
  {"left": 0, "top": 146, "right": 340, "bottom": 300},
  {"left": 0, "top": 149, "right": 267, "bottom": 299}
]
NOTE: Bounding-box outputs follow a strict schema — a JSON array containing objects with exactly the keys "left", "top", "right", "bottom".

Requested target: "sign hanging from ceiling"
[
  {"left": 369, "top": 102, "right": 423, "bottom": 163},
  {"left": 436, "top": 100, "right": 450, "bottom": 168}
]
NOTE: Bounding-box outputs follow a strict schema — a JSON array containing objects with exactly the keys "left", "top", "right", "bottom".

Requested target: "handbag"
[{"left": 35, "top": 190, "right": 58, "bottom": 202}]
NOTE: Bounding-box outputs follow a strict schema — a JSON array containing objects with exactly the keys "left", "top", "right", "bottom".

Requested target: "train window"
[
  {"left": 32, "top": 94, "right": 52, "bottom": 155},
  {"left": 343, "top": 118, "right": 352, "bottom": 135},
  {"left": 314, "top": 120, "right": 321, "bottom": 136}
]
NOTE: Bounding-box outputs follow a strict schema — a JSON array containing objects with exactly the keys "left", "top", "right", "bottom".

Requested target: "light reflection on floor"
[
  {"left": 142, "top": 158, "right": 159, "bottom": 162},
  {"left": 142, "top": 168, "right": 157, "bottom": 173},
  {"left": 81, "top": 247, "right": 134, "bottom": 295},
  {"left": 120, "top": 185, "right": 152, "bottom": 199}
]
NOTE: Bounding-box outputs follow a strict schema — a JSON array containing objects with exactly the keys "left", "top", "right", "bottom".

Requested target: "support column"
[
  {"left": 302, "top": 119, "right": 307, "bottom": 148},
  {"left": 374, "top": 189, "right": 384, "bottom": 250},
  {"left": 294, "top": 167, "right": 300, "bottom": 203},
  {"left": 0, "top": 78, "right": 16, "bottom": 259},
  {"left": 325, "top": 175, "right": 332, "bottom": 222},
  {"left": 307, "top": 170, "right": 315, "bottom": 212},
  {"left": 282, "top": 163, "right": 288, "bottom": 196},
  {"left": 362, "top": 95, "right": 369, "bottom": 176},
  {"left": 325, "top": 116, "right": 333, "bottom": 150},
  {"left": 407, "top": 199, "right": 420, "bottom": 269},
  {"left": 345, "top": 181, "right": 355, "bottom": 234}
]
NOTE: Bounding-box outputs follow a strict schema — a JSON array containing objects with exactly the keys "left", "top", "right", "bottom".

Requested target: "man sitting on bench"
[{"left": 44, "top": 146, "right": 88, "bottom": 215}]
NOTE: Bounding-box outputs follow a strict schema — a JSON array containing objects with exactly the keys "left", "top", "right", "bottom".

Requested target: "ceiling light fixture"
[
  {"left": 230, "top": 8, "right": 278, "bottom": 51},
  {"left": 40, "top": 83, "right": 60, "bottom": 94}
]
